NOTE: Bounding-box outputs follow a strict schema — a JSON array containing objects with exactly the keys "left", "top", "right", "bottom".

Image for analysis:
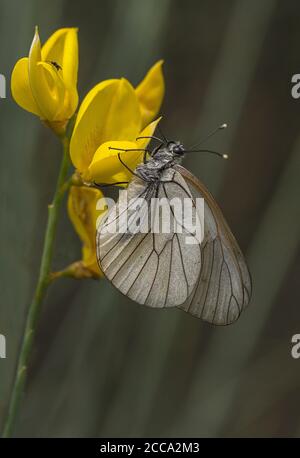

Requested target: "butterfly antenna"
[
  {"left": 189, "top": 123, "right": 227, "bottom": 150},
  {"left": 184, "top": 149, "right": 229, "bottom": 160}
]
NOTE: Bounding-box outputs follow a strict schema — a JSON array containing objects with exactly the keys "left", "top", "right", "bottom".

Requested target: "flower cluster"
[{"left": 11, "top": 27, "right": 164, "bottom": 277}]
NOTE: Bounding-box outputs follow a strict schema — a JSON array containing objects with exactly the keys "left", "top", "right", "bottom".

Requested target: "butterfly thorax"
[{"left": 135, "top": 141, "right": 185, "bottom": 182}]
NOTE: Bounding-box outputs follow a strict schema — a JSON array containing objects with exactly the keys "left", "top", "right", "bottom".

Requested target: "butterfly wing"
[
  {"left": 175, "top": 165, "right": 252, "bottom": 325},
  {"left": 97, "top": 169, "right": 202, "bottom": 307}
]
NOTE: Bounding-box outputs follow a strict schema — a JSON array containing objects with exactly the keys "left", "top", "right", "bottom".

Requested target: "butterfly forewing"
[
  {"left": 97, "top": 169, "right": 202, "bottom": 308},
  {"left": 175, "top": 165, "right": 252, "bottom": 325}
]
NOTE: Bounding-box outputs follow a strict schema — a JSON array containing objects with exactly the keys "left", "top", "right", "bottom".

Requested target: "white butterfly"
[{"left": 96, "top": 139, "right": 252, "bottom": 325}]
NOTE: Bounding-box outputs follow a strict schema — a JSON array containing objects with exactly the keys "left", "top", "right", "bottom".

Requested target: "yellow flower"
[
  {"left": 67, "top": 185, "right": 105, "bottom": 278},
  {"left": 11, "top": 27, "right": 79, "bottom": 134},
  {"left": 136, "top": 60, "right": 165, "bottom": 128},
  {"left": 70, "top": 61, "right": 164, "bottom": 184}
]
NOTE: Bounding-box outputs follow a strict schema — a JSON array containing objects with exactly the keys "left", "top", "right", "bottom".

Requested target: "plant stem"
[{"left": 2, "top": 137, "right": 70, "bottom": 438}]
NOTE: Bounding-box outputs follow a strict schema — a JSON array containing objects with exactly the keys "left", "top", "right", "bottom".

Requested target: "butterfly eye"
[{"left": 173, "top": 145, "right": 184, "bottom": 154}]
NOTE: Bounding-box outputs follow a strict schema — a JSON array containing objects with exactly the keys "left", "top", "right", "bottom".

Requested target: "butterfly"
[{"left": 96, "top": 128, "right": 252, "bottom": 325}]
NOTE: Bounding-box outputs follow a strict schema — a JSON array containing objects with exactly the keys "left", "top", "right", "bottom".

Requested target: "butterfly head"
[{"left": 167, "top": 141, "right": 185, "bottom": 157}]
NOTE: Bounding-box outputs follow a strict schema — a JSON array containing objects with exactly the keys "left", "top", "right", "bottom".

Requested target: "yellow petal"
[
  {"left": 87, "top": 140, "right": 141, "bottom": 184},
  {"left": 38, "top": 61, "right": 65, "bottom": 104},
  {"left": 136, "top": 116, "right": 162, "bottom": 150},
  {"left": 42, "top": 28, "right": 79, "bottom": 117},
  {"left": 70, "top": 78, "right": 142, "bottom": 173},
  {"left": 42, "top": 28, "right": 78, "bottom": 88},
  {"left": 82, "top": 247, "right": 103, "bottom": 277},
  {"left": 135, "top": 60, "right": 165, "bottom": 128},
  {"left": 75, "top": 79, "right": 113, "bottom": 126},
  {"left": 68, "top": 186, "right": 105, "bottom": 277},
  {"left": 29, "top": 27, "right": 62, "bottom": 120},
  {"left": 11, "top": 57, "right": 42, "bottom": 116},
  {"left": 56, "top": 87, "right": 79, "bottom": 121}
]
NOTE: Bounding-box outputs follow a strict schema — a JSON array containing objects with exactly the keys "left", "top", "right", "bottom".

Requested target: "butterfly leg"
[
  {"left": 93, "top": 181, "right": 129, "bottom": 189},
  {"left": 109, "top": 147, "right": 151, "bottom": 154},
  {"left": 117, "top": 153, "right": 140, "bottom": 177},
  {"left": 151, "top": 142, "right": 165, "bottom": 157},
  {"left": 136, "top": 135, "right": 164, "bottom": 143},
  {"left": 108, "top": 146, "right": 152, "bottom": 166}
]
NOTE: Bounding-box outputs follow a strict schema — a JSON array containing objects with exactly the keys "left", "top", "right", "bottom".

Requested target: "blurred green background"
[{"left": 1, "top": 0, "right": 300, "bottom": 438}]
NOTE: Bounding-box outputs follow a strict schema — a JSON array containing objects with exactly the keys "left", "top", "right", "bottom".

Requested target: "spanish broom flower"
[
  {"left": 70, "top": 60, "right": 164, "bottom": 184},
  {"left": 11, "top": 27, "right": 79, "bottom": 135}
]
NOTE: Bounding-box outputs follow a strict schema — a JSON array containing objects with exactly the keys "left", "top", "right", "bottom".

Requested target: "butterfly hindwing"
[{"left": 175, "top": 165, "right": 252, "bottom": 325}]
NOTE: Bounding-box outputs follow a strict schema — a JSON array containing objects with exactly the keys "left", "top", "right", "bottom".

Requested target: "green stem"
[{"left": 2, "top": 137, "right": 70, "bottom": 438}]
